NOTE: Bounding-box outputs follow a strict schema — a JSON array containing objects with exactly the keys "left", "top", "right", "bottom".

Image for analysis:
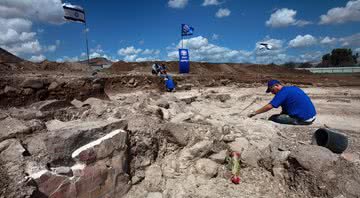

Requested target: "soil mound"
[
  {"left": 0, "top": 48, "right": 23, "bottom": 63},
  {"left": 78, "top": 57, "right": 113, "bottom": 66},
  {"left": 107, "top": 61, "right": 309, "bottom": 76},
  {"left": 38, "top": 60, "right": 90, "bottom": 72},
  {"left": 0, "top": 48, "right": 40, "bottom": 73}
]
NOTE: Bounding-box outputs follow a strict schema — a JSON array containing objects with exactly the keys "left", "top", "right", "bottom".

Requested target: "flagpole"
[
  {"left": 181, "top": 35, "right": 184, "bottom": 49},
  {"left": 84, "top": 23, "right": 90, "bottom": 66},
  {"left": 84, "top": 16, "right": 90, "bottom": 66}
]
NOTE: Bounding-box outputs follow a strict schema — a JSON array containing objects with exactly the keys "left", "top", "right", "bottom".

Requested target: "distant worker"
[
  {"left": 152, "top": 63, "right": 160, "bottom": 75},
  {"left": 248, "top": 80, "right": 316, "bottom": 125},
  {"left": 164, "top": 74, "right": 175, "bottom": 92},
  {"left": 159, "top": 64, "right": 167, "bottom": 74},
  {"left": 159, "top": 74, "right": 175, "bottom": 92}
]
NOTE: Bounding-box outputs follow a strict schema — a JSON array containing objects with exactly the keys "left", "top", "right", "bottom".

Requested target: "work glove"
[{"left": 247, "top": 112, "right": 257, "bottom": 118}]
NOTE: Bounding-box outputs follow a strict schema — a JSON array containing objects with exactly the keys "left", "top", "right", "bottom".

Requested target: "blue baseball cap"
[{"left": 266, "top": 80, "right": 281, "bottom": 93}]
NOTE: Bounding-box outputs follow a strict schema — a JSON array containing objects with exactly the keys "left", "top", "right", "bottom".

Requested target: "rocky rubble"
[
  {"left": 0, "top": 76, "right": 108, "bottom": 107},
  {"left": 1, "top": 86, "right": 360, "bottom": 198}
]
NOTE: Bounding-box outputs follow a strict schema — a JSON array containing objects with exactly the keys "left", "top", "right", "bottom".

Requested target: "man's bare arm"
[{"left": 248, "top": 104, "right": 273, "bottom": 117}]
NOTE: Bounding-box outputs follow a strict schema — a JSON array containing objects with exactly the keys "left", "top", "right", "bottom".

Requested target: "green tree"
[
  {"left": 353, "top": 53, "right": 359, "bottom": 64},
  {"left": 298, "top": 62, "right": 313, "bottom": 68},
  {"left": 320, "top": 48, "right": 358, "bottom": 67},
  {"left": 322, "top": 53, "right": 331, "bottom": 62},
  {"left": 330, "top": 48, "right": 355, "bottom": 66},
  {"left": 282, "top": 62, "right": 297, "bottom": 69}
]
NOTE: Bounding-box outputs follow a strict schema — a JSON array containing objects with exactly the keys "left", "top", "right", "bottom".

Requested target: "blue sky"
[{"left": 1, "top": 0, "right": 360, "bottom": 64}]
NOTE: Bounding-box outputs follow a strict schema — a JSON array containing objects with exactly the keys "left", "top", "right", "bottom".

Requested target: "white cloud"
[
  {"left": 117, "top": 46, "right": 142, "bottom": 56},
  {"left": 135, "top": 57, "right": 160, "bottom": 62},
  {"left": 355, "top": 48, "right": 360, "bottom": 53},
  {"left": 0, "top": 0, "right": 64, "bottom": 24},
  {"left": 89, "top": 52, "right": 108, "bottom": 60},
  {"left": 339, "top": 33, "right": 360, "bottom": 47},
  {"left": 56, "top": 56, "right": 79, "bottom": 62},
  {"left": 117, "top": 46, "right": 160, "bottom": 62},
  {"left": 167, "top": 36, "right": 252, "bottom": 63},
  {"left": 19, "top": 32, "right": 36, "bottom": 41},
  {"left": 43, "top": 40, "right": 60, "bottom": 52},
  {"left": 256, "top": 53, "right": 291, "bottom": 64},
  {"left": 256, "top": 38, "right": 284, "bottom": 51},
  {"left": 320, "top": 0, "right": 360, "bottom": 24},
  {"left": 216, "top": 8, "right": 231, "bottom": 18},
  {"left": 89, "top": 52, "right": 101, "bottom": 58},
  {"left": 46, "top": 45, "right": 56, "bottom": 52},
  {"left": 0, "top": 0, "right": 64, "bottom": 57},
  {"left": 254, "top": 38, "right": 289, "bottom": 64},
  {"left": 123, "top": 55, "right": 137, "bottom": 62},
  {"left": 0, "top": 18, "right": 35, "bottom": 47},
  {"left": 167, "top": 35, "right": 319, "bottom": 64},
  {"left": 248, "top": 37, "right": 291, "bottom": 64},
  {"left": 168, "top": 0, "right": 188, "bottom": 9},
  {"left": 181, "top": 36, "right": 209, "bottom": 49},
  {"left": 202, "top": 0, "right": 221, "bottom": 6},
  {"left": 320, "top": 37, "right": 337, "bottom": 45},
  {"left": 0, "top": 29, "right": 36, "bottom": 45},
  {"left": 1, "top": 40, "right": 42, "bottom": 55},
  {"left": 29, "top": 54, "right": 46, "bottom": 62},
  {"left": 87, "top": 51, "right": 117, "bottom": 62},
  {"left": 289, "top": 34, "right": 317, "bottom": 48},
  {"left": 142, "top": 49, "right": 160, "bottom": 55},
  {"left": 266, "top": 8, "right": 311, "bottom": 27},
  {"left": 90, "top": 44, "right": 104, "bottom": 53},
  {"left": 0, "top": 18, "right": 32, "bottom": 33},
  {"left": 291, "top": 51, "right": 323, "bottom": 63}
]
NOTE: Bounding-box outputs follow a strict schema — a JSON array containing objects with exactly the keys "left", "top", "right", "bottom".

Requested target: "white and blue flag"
[
  {"left": 63, "top": 3, "right": 86, "bottom": 23},
  {"left": 181, "top": 24, "right": 194, "bottom": 36}
]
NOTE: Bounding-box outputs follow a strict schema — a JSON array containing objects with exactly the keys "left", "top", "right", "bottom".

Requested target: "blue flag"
[{"left": 181, "top": 24, "right": 194, "bottom": 36}]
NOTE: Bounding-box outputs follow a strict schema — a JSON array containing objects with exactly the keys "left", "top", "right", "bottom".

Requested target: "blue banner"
[
  {"left": 179, "top": 49, "right": 190, "bottom": 73},
  {"left": 181, "top": 24, "right": 194, "bottom": 36}
]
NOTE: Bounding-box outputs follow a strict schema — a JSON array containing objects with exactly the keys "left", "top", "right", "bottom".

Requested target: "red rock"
[{"left": 78, "top": 148, "right": 97, "bottom": 164}]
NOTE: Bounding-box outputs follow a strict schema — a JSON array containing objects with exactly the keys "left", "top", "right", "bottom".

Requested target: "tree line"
[
  {"left": 318, "top": 48, "right": 359, "bottom": 67},
  {"left": 282, "top": 48, "right": 359, "bottom": 68}
]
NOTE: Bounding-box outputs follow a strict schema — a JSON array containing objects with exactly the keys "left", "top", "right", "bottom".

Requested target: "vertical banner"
[{"left": 179, "top": 49, "right": 190, "bottom": 73}]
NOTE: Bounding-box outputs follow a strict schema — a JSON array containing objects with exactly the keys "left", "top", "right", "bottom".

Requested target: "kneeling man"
[{"left": 248, "top": 80, "right": 316, "bottom": 125}]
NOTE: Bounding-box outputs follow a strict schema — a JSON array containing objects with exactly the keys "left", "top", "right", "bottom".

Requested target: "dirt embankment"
[{"left": 106, "top": 61, "right": 360, "bottom": 86}]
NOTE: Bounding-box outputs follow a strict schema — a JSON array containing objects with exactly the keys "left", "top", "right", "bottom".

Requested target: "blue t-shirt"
[
  {"left": 165, "top": 76, "right": 175, "bottom": 90},
  {"left": 270, "top": 86, "right": 316, "bottom": 121}
]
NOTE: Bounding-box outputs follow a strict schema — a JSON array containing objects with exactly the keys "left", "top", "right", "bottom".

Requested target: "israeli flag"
[
  {"left": 181, "top": 24, "right": 194, "bottom": 36},
  {"left": 63, "top": 3, "right": 86, "bottom": 23}
]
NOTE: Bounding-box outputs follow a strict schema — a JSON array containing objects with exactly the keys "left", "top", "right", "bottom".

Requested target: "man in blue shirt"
[{"left": 248, "top": 80, "right": 316, "bottom": 125}]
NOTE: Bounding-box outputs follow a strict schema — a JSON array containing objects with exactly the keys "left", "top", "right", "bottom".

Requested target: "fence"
[{"left": 297, "top": 67, "right": 360, "bottom": 74}]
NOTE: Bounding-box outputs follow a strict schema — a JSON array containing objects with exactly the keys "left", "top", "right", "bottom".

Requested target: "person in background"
[
  {"left": 159, "top": 64, "right": 167, "bottom": 74},
  {"left": 164, "top": 74, "right": 175, "bottom": 92},
  {"left": 248, "top": 80, "right": 316, "bottom": 125},
  {"left": 152, "top": 63, "right": 160, "bottom": 75}
]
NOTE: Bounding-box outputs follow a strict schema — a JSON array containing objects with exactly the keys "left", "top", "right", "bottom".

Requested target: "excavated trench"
[{"left": 1, "top": 76, "right": 360, "bottom": 198}]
